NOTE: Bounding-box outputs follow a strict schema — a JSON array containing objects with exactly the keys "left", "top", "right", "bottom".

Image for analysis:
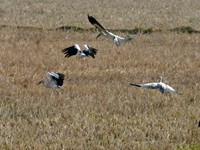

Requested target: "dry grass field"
[
  {"left": 0, "top": 0, "right": 200, "bottom": 150},
  {"left": 0, "top": 0, "right": 200, "bottom": 30}
]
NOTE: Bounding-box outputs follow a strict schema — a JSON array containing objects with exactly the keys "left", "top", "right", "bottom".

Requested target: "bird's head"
[
  {"left": 125, "top": 35, "right": 133, "bottom": 41},
  {"left": 96, "top": 33, "right": 102, "bottom": 39},
  {"left": 37, "top": 80, "right": 44, "bottom": 85},
  {"left": 159, "top": 76, "right": 163, "bottom": 82}
]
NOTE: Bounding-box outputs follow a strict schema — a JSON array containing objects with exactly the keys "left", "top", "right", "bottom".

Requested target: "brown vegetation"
[
  {"left": 1, "top": 27, "right": 200, "bottom": 149},
  {"left": 0, "top": 0, "right": 200, "bottom": 149},
  {"left": 0, "top": 0, "right": 200, "bottom": 30}
]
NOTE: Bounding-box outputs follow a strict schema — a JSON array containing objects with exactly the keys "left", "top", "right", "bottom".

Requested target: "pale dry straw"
[{"left": 0, "top": 0, "right": 200, "bottom": 149}]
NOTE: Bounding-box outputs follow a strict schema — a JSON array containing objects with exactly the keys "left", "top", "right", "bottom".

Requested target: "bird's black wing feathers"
[
  {"left": 130, "top": 83, "right": 141, "bottom": 87},
  {"left": 88, "top": 46, "right": 98, "bottom": 55},
  {"left": 62, "top": 45, "right": 78, "bottom": 58},
  {"left": 83, "top": 46, "right": 98, "bottom": 58},
  {"left": 88, "top": 15, "right": 106, "bottom": 31},
  {"left": 51, "top": 73, "right": 65, "bottom": 86}
]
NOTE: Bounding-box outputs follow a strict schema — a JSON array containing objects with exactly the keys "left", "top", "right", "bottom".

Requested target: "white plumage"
[
  {"left": 130, "top": 77, "right": 181, "bottom": 94},
  {"left": 38, "top": 72, "right": 65, "bottom": 89},
  {"left": 88, "top": 15, "right": 132, "bottom": 47},
  {"left": 38, "top": 72, "right": 65, "bottom": 102},
  {"left": 62, "top": 44, "right": 98, "bottom": 59}
]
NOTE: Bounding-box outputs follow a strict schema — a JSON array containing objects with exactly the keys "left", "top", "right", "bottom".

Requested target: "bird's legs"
[
  {"left": 55, "top": 90, "right": 61, "bottom": 103},
  {"left": 79, "top": 59, "right": 84, "bottom": 70},
  {"left": 50, "top": 92, "right": 54, "bottom": 99},
  {"left": 116, "top": 48, "right": 120, "bottom": 54},
  {"left": 80, "top": 58, "right": 88, "bottom": 70},
  {"left": 84, "top": 58, "right": 89, "bottom": 68},
  {"left": 113, "top": 45, "right": 120, "bottom": 54},
  {"left": 113, "top": 38, "right": 121, "bottom": 54}
]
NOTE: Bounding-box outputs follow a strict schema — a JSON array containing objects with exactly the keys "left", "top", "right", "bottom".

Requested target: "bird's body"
[
  {"left": 38, "top": 72, "right": 65, "bottom": 102},
  {"left": 130, "top": 77, "right": 180, "bottom": 94},
  {"left": 38, "top": 72, "right": 64, "bottom": 89},
  {"left": 62, "top": 44, "right": 98, "bottom": 59},
  {"left": 88, "top": 15, "right": 132, "bottom": 47}
]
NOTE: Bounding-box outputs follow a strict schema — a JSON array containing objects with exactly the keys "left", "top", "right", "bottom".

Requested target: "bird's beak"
[
  {"left": 125, "top": 35, "right": 133, "bottom": 39},
  {"left": 96, "top": 33, "right": 101, "bottom": 39},
  {"left": 37, "top": 81, "right": 42, "bottom": 85}
]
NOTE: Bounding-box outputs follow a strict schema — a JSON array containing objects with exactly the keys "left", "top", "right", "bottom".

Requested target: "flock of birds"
[{"left": 38, "top": 15, "right": 181, "bottom": 102}]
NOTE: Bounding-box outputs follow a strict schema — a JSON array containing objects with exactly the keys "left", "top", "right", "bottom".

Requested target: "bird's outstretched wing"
[
  {"left": 165, "top": 84, "right": 181, "bottom": 95},
  {"left": 62, "top": 44, "right": 80, "bottom": 58},
  {"left": 55, "top": 73, "right": 65, "bottom": 86},
  {"left": 88, "top": 15, "right": 132, "bottom": 47},
  {"left": 130, "top": 82, "right": 159, "bottom": 89},
  {"left": 88, "top": 15, "right": 106, "bottom": 31},
  {"left": 47, "top": 72, "right": 58, "bottom": 81},
  {"left": 48, "top": 72, "right": 65, "bottom": 87},
  {"left": 83, "top": 45, "right": 98, "bottom": 58}
]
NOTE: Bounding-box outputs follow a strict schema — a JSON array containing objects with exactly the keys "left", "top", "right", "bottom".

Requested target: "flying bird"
[
  {"left": 88, "top": 15, "right": 132, "bottom": 47},
  {"left": 38, "top": 72, "right": 65, "bottom": 102},
  {"left": 62, "top": 44, "right": 98, "bottom": 59},
  {"left": 130, "top": 77, "right": 181, "bottom": 94}
]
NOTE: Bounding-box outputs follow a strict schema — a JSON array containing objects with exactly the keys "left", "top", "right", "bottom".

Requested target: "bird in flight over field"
[
  {"left": 62, "top": 44, "right": 98, "bottom": 59},
  {"left": 38, "top": 72, "right": 65, "bottom": 102},
  {"left": 130, "top": 76, "right": 181, "bottom": 94},
  {"left": 88, "top": 15, "right": 132, "bottom": 47}
]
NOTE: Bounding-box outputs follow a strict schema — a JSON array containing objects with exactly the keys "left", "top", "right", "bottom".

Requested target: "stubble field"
[{"left": 0, "top": 0, "right": 200, "bottom": 149}]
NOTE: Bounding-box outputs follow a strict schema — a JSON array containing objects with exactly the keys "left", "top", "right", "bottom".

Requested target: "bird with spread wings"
[
  {"left": 38, "top": 72, "right": 65, "bottom": 102},
  {"left": 62, "top": 44, "right": 98, "bottom": 59},
  {"left": 88, "top": 15, "right": 132, "bottom": 47},
  {"left": 130, "top": 77, "right": 181, "bottom": 95}
]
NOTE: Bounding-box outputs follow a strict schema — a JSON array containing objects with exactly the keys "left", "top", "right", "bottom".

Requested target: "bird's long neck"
[
  {"left": 40, "top": 80, "right": 47, "bottom": 87},
  {"left": 159, "top": 77, "right": 163, "bottom": 82},
  {"left": 125, "top": 37, "right": 132, "bottom": 42}
]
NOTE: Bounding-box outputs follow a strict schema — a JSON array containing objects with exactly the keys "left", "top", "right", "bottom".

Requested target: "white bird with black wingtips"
[
  {"left": 88, "top": 15, "right": 132, "bottom": 47},
  {"left": 38, "top": 72, "right": 65, "bottom": 102},
  {"left": 130, "top": 76, "right": 181, "bottom": 95},
  {"left": 62, "top": 44, "right": 98, "bottom": 59}
]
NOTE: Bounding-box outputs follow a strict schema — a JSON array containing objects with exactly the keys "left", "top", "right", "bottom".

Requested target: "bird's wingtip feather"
[{"left": 130, "top": 83, "right": 141, "bottom": 87}]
